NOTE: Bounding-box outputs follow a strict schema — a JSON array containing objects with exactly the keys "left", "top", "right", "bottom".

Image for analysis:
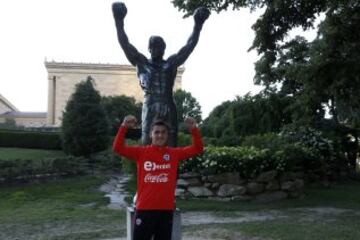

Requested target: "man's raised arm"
[
  {"left": 113, "top": 115, "right": 143, "bottom": 161},
  {"left": 167, "top": 7, "right": 210, "bottom": 67},
  {"left": 175, "top": 117, "right": 204, "bottom": 160},
  {"left": 112, "top": 2, "right": 146, "bottom": 66}
]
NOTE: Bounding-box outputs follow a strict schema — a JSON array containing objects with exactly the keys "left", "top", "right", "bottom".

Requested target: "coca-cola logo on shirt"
[
  {"left": 144, "top": 173, "right": 169, "bottom": 183},
  {"left": 144, "top": 161, "right": 171, "bottom": 171}
]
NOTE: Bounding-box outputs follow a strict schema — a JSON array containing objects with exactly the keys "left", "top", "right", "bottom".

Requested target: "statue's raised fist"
[
  {"left": 112, "top": 2, "right": 127, "bottom": 20},
  {"left": 194, "top": 7, "right": 210, "bottom": 25}
]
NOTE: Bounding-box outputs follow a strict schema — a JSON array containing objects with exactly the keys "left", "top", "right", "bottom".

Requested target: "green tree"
[
  {"left": 173, "top": 1, "right": 360, "bottom": 126},
  {"left": 174, "top": 89, "right": 202, "bottom": 124},
  {"left": 101, "top": 95, "right": 142, "bottom": 135},
  {"left": 62, "top": 76, "right": 109, "bottom": 156},
  {"left": 174, "top": 0, "right": 360, "bottom": 168},
  {"left": 202, "top": 92, "right": 292, "bottom": 144},
  {"left": 201, "top": 100, "right": 233, "bottom": 138}
]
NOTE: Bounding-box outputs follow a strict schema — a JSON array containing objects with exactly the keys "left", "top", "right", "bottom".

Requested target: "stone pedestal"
[{"left": 126, "top": 207, "right": 181, "bottom": 240}]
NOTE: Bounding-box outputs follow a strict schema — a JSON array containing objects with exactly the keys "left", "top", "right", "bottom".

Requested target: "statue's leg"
[
  {"left": 168, "top": 103, "right": 178, "bottom": 147},
  {"left": 141, "top": 103, "right": 151, "bottom": 145}
]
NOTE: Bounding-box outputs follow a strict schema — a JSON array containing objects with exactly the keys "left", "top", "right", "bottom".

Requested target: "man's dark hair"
[{"left": 151, "top": 119, "right": 170, "bottom": 132}]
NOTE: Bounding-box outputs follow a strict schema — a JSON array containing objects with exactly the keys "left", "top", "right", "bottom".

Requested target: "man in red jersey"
[{"left": 113, "top": 115, "right": 204, "bottom": 240}]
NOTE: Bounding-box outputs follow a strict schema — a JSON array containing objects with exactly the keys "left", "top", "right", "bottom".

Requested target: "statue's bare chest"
[{"left": 137, "top": 62, "right": 177, "bottom": 94}]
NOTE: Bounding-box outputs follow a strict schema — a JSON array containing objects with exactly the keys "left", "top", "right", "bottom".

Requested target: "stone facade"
[
  {"left": 45, "top": 61, "right": 184, "bottom": 126},
  {"left": 1, "top": 93, "right": 47, "bottom": 128},
  {"left": 0, "top": 112, "right": 47, "bottom": 127},
  {"left": 0, "top": 94, "right": 18, "bottom": 114}
]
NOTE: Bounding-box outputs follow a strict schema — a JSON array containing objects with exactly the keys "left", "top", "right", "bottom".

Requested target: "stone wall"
[{"left": 176, "top": 171, "right": 305, "bottom": 202}]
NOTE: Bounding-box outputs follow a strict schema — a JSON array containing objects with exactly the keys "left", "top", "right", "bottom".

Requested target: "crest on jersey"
[{"left": 163, "top": 154, "right": 170, "bottom": 161}]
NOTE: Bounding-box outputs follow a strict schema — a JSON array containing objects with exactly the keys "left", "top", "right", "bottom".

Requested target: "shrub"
[
  {"left": 0, "top": 150, "right": 122, "bottom": 182},
  {"left": 179, "top": 144, "right": 321, "bottom": 179},
  {"left": 0, "top": 130, "right": 62, "bottom": 150}
]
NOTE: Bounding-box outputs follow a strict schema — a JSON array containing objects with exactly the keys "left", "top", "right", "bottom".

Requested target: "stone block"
[
  {"left": 175, "top": 188, "right": 185, "bottom": 197},
  {"left": 281, "top": 181, "right": 297, "bottom": 192},
  {"left": 246, "top": 182, "right": 265, "bottom": 194},
  {"left": 176, "top": 179, "right": 190, "bottom": 188},
  {"left": 179, "top": 172, "right": 200, "bottom": 179},
  {"left": 184, "top": 178, "right": 202, "bottom": 186},
  {"left": 217, "top": 184, "right": 246, "bottom": 197},
  {"left": 265, "top": 181, "right": 280, "bottom": 191},
  {"left": 256, "top": 170, "right": 277, "bottom": 183},
  {"left": 207, "top": 172, "right": 244, "bottom": 185},
  {"left": 188, "top": 186, "right": 214, "bottom": 197}
]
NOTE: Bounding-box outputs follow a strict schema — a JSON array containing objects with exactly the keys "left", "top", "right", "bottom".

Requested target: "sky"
[{"left": 0, "top": 0, "right": 281, "bottom": 117}]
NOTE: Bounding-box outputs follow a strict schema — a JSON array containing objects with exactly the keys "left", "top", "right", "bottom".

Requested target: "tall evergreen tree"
[{"left": 62, "top": 76, "right": 109, "bottom": 156}]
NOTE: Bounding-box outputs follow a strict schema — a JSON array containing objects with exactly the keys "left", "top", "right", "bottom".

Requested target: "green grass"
[
  {"left": 183, "top": 215, "right": 360, "bottom": 240},
  {"left": 176, "top": 181, "right": 360, "bottom": 212},
  {"left": 0, "top": 175, "right": 126, "bottom": 240},
  {"left": 0, "top": 147, "right": 65, "bottom": 160},
  {"left": 1, "top": 170, "right": 360, "bottom": 240},
  {"left": 179, "top": 181, "right": 360, "bottom": 239}
]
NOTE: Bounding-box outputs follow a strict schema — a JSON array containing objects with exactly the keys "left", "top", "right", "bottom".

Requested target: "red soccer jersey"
[{"left": 113, "top": 126, "right": 204, "bottom": 210}]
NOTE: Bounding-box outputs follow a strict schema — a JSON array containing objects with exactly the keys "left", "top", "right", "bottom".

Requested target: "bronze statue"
[{"left": 112, "top": 2, "right": 210, "bottom": 146}]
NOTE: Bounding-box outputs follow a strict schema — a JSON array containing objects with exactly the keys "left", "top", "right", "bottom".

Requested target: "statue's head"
[{"left": 148, "top": 36, "right": 166, "bottom": 61}]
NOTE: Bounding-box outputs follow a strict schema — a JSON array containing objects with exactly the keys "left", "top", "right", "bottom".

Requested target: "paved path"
[{"left": 99, "top": 174, "right": 132, "bottom": 209}]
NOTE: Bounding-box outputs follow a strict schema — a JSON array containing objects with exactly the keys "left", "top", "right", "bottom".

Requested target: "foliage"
[
  {"left": 0, "top": 150, "right": 121, "bottom": 182},
  {"left": 0, "top": 157, "right": 89, "bottom": 182},
  {"left": 241, "top": 132, "right": 286, "bottom": 150},
  {"left": 179, "top": 144, "right": 320, "bottom": 178},
  {"left": 0, "top": 129, "right": 62, "bottom": 150},
  {"left": 62, "top": 76, "right": 110, "bottom": 156},
  {"left": 101, "top": 95, "right": 142, "bottom": 135},
  {"left": 174, "top": 0, "right": 360, "bottom": 165},
  {"left": 177, "top": 131, "right": 192, "bottom": 146},
  {"left": 174, "top": 89, "right": 202, "bottom": 129},
  {"left": 201, "top": 100, "right": 233, "bottom": 139},
  {"left": 175, "top": 0, "right": 360, "bottom": 127},
  {"left": 281, "top": 125, "right": 345, "bottom": 173},
  {"left": 201, "top": 93, "right": 292, "bottom": 141},
  {"left": 0, "top": 147, "right": 65, "bottom": 160}
]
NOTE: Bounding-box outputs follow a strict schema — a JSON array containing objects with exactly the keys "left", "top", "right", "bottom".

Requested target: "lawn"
[
  {"left": 178, "top": 181, "right": 360, "bottom": 240},
  {"left": 0, "top": 147, "right": 65, "bottom": 160},
  {"left": 1, "top": 146, "right": 359, "bottom": 239},
  {"left": 0, "top": 176, "right": 126, "bottom": 240},
  {"left": 1, "top": 169, "right": 360, "bottom": 239}
]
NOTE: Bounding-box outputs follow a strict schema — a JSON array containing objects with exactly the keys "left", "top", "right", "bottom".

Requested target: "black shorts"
[{"left": 133, "top": 210, "right": 174, "bottom": 240}]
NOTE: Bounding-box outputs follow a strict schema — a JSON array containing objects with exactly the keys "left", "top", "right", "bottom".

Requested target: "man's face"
[
  {"left": 150, "top": 125, "right": 169, "bottom": 147},
  {"left": 149, "top": 40, "right": 165, "bottom": 60}
]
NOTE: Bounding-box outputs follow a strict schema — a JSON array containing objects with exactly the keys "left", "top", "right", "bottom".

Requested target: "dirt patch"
[
  {"left": 182, "top": 227, "right": 271, "bottom": 240},
  {"left": 182, "top": 210, "right": 286, "bottom": 226}
]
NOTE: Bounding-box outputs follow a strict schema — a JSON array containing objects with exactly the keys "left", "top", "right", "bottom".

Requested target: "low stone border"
[{"left": 176, "top": 171, "right": 306, "bottom": 202}]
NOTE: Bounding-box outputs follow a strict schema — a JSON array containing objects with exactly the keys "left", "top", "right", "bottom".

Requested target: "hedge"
[
  {"left": 0, "top": 130, "right": 62, "bottom": 150},
  {"left": 0, "top": 150, "right": 122, "bottom": 182},
  {"left": 179, "top": 145, "right": 322, "bottom": 179}
]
